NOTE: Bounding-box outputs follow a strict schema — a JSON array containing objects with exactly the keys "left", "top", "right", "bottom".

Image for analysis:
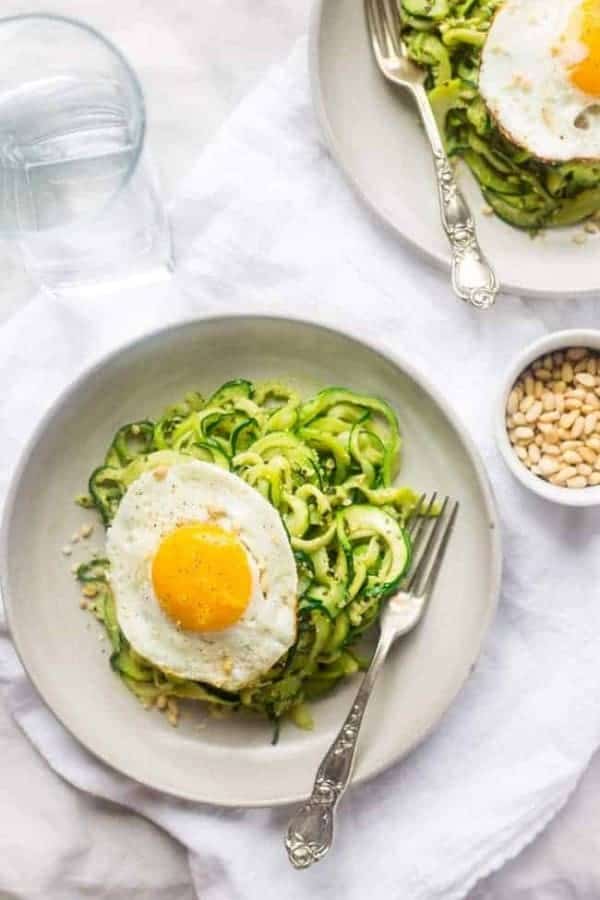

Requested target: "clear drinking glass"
[{"left": 0, "top": 14, "right": 172, "bottom": 294}]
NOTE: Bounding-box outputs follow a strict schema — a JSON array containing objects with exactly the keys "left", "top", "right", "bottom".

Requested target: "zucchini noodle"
[
  {"left": 77, "top": 380, "right": 421, "bottom": 732},
  {"left": 400, "top": 0, "right": 600, "bottom": 229}
]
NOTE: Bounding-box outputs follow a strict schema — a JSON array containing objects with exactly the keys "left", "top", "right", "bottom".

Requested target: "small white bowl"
[{"left": 496, "top": 329, "right": 600, "bottom": 507}]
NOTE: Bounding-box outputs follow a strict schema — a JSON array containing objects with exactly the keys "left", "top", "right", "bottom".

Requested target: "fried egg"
[
  {"left": 479, "top": 0, "right": 600, "bottom": 161},
  {"left": 106, "top": 460, "right": 298, "bottom": 692}
]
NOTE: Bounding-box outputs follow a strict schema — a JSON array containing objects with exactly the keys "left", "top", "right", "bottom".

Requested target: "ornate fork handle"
[
  {"left": 285, "top": 631, "right": 393, "bottom": 869},
  {"left": 413, "top": 85, "right": 498, "bottom": 310}
]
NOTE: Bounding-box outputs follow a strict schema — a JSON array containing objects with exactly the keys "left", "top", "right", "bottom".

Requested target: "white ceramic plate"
[
  {"left": 310, "top": 0, "right": 600, "bottom": 298},
  {"left": 1, "top": 316, "right": 501, "bottom": 807}
]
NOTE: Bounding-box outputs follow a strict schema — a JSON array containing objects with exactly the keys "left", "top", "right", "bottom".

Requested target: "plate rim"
[
  {"left": 308, "top": 0, "right": 600, "bottom": 300},
  {"left": 1, "top": 313, "right": 502, "bottom": 807}
]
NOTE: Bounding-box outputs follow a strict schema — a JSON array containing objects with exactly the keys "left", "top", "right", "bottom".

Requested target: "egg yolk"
[
  {"left": 568, "top": 0, "right": 600, "bottom": 96},
  {"left": 151, "top": 523, "right": 252, "bottom": 632}
]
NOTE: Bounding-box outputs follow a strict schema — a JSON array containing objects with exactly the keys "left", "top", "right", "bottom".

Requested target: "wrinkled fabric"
[{"left": 2, "top": 38, "right": 600, "bottom": 900}]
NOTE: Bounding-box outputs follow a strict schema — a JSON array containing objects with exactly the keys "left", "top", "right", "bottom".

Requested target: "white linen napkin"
[{"left": 3, "top": 38, "right": 600, "bottom": 900}]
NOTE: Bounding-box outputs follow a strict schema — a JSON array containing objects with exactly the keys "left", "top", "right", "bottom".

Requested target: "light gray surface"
[{"left": 0, "top": 2, "right": 596, "bottom": 898}]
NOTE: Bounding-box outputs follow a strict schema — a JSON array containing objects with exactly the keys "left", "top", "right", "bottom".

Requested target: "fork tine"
[
  {"left": 405, "top": 495, "right": 448, "bottom": 593},
  {"left": 406, "top": 492, "right": 437, "bottom": 548},
  {"left": 380, "top": 0, "right": 402, "bottom": 56},
  {"left": 411, "top": 500, "right": 459, "bottom": 599},
  {"left": 406, "top": 493, "right": 427, "bottom": 536},
  {"left": 370, "top": 0, "right": 396, "bottom": 60},
  {"left": 376, "top": 0, "right": 398, "bottom": 58},
  {"left": 365, "top": 0, "right": 385, "bottom": 63}
]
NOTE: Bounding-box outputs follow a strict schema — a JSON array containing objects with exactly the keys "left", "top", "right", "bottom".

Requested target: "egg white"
[
  {"left": 106, "top": 460, "right": 298, "bottom": 692},
  {"left": 479, "top": 0, "right": 600, "bottom": 161}
]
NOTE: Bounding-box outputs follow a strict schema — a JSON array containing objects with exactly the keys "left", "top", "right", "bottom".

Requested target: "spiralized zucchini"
[
  {"left": 400, "top": 0, "right": 600, "bottom": 229},
  {"left": 78, "top": 380, "right": 421, "bottom": 732}
]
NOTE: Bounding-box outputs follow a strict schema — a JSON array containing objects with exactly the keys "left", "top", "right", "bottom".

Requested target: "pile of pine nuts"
[{"left": 506, "top": 347, "right": 600, "bottom": 489}]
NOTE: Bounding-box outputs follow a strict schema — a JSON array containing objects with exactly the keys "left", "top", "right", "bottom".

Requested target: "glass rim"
[{"left": 0, "top": 12, "right": 147, "bottom": 234}]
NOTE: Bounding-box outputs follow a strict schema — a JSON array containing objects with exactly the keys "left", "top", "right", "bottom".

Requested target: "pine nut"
[
  {"left": 542, "top": 392, "right": 555, "bottom": 411},
  {"left": 507, "top": 390, "right": 520, "bottom": 414},
  {"left": 539, "top": 456, "right": 559, "bottom": 476},
  {"left": 562, "top": 362, "right": 574, "bottom": 383},
  {"left": 571, "top": 416, "right": 585, "bottom": 439},
  {"left": 580, "top": 446, "right": 597, "bottom": 464},
  {"left": 560, "top": 411, "right": 578, "bottom": 430},
  {"left": 542, "top": 443, "right": 560, "bottom": 456},
  {"left": 525, "top": 401, "right": 543, "bottom": 422},
  {"left": 156, "top": 695, "right": 168, "bottom": 710},
  {"left": 514, "top": 426, "right": 534, "bottom": 441},
  {"left": 586, "top": 392, "right": 600, "bottom": 408},
  {"left": 520, "top": 395, "right": 535, "bottom": 413},
  {"left": 506, "top": 348, "right": 600, "bottom": 490},
  {"left": 554, "top": 466, "right": 577, "bottom": 484},
  {"left": 152, "top": 466, "right": 169, "bottom": 480}
]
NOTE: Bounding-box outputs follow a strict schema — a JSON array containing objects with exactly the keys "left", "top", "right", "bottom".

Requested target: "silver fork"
[
  {"left": 365, "top": 0, "right": 498, "bottom": 310},
  {"left": 285, "top": 493, "right": 459, "bottom": 869}
]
